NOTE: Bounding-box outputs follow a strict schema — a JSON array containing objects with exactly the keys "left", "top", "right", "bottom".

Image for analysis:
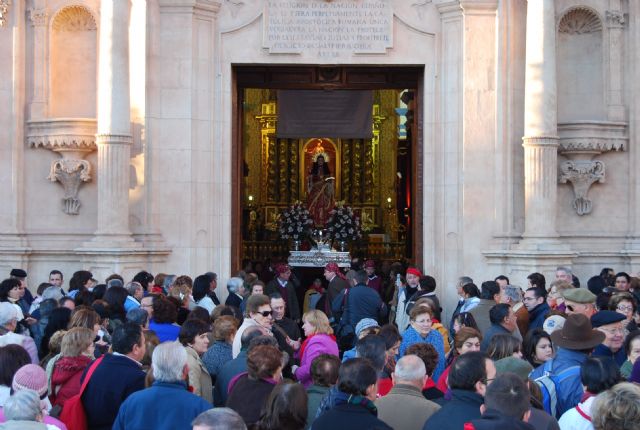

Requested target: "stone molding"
[
  {"left": 0, "top": 0, "right": 9, "bottom": 27},
  {"left": 95, "top": 134, "right": 133, "bottom": 146},
  {"left": 558, "top": 7, "right": 602, "bottom": 34},
  {"left": 605, "top": 10, "right": 625, "bottom": 28},
  {"left": 158, "top": 0, "right": 221, "bottom": 17},
  {"left": 29, "top": 7, "right": 48, "bottom": 27},
  {"left": 557, "top": 121, "right": 626, "bottom": 216},
  {"left": 522, "top": 136, "right": 559, "bottom": 147},
  {"left": 27, "top": 118, "right": 97, "bottom": 215},
  {"left": 559, "top": 159, "right": 605, "bottom": 216}
]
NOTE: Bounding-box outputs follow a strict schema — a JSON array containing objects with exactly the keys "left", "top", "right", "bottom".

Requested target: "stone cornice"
[
  {"left": 460, "top": 0, "right": 498, "bottom": 15},
  {"left": 27, "top": 118, "right": 97, "bottom": 151},
  {"left": 557, "top": 121, "right": 627, "bottom": 153},
  {"left": 158, "top": 0, "right": 222, "bottom": 17}
]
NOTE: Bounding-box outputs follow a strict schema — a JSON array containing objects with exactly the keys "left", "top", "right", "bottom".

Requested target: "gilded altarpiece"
[{"left": 242, "top": 89, "right": 400, "bottom": 259}]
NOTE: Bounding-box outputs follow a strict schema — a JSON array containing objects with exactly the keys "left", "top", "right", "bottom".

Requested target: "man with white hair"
[
  {"left": 0, "top": 302, "right": 38, "bottom": 363},
  {"left": 556, "top": 266, "right": 572, "bottom": 284},
  {"left": 375, "top": 354, "right": 440, "bottom": 429},
  {"left": 225, "top": 277, "right": 246, "bottom": 309},
  {"left": 192, "top": 408, "right": 247, "bottom": 430},
  {"left": 2, "top": 389, "right": 45, "bottom": 429},
  {"left": 113, "top": 342, "right": 211, "bottom": 430},
  {"left": 124, "top": 281, "right": 144, "bottom": 311}
]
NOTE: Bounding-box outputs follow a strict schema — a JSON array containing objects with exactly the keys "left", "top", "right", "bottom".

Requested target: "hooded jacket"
[{"left": 50, "top": 355, "right": 91, "bottom": 407}]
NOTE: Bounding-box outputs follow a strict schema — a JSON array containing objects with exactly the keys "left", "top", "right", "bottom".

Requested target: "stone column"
[
  {"left": 95, "top": 0, "right": 133, "bottom": 242},
  {"left": 521, "top": 0, "right": 559, "bottom": 243}
]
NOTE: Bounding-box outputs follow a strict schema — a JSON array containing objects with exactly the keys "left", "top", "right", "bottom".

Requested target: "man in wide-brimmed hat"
[{"left": 530, "top": 313, "right": 605, "bottom": 417}]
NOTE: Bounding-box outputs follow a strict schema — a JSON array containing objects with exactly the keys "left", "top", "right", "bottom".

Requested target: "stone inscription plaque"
[{"left": 263, "top": 0, "right": 393, "bottom": 58}]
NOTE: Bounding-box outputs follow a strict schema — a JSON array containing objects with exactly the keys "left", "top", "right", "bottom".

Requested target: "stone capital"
[
  {"left": 48, "top": 159, "right": 92, "bottom": 215},
  {"left": 29, "top": 7, "right": 48, "bottom": 27},
  {"left": 606, "top": 10, "right": 625, "bottom": 29},
  {"left": 459, "top": 0, "right": 498, "bottom": 16}
]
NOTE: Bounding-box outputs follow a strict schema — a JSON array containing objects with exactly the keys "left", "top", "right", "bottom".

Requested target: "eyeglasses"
[
  {"left": 617, "top": 305, "right": 634, "bottom": 312},
  {"left": 482, "top": 377, "right": 495, "bottom": 385},
  {"left": 257, "top": 310, "right": 273, "bottom": 317},
  {"left": 599, "top": 326, "right": 624, "bottom": 335},
  {"left": 523, "top": 296, "right": 537, "bottom": 302}
]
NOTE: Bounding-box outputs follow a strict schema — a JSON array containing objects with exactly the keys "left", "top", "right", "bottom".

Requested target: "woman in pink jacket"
[{"left": 293, "top": 310, "right": 339, "bottom": 387}]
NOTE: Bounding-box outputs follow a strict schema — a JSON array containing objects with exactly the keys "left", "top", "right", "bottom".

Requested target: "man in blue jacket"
[
  {"left": 530, "top": 313, "right": 605, "bottom": 418},
  {"left": 113, "top": 342, "right": 211, "bottom": 430},
  {"left": 523, "top": 287, "right": 550, "bottom": 330},
  {"left": 82, "top": 322, "right": 147, "bottom": 430}
]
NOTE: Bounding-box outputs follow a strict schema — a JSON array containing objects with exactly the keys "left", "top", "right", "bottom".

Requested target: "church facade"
[{"left": 0, "top": 0, "right": 637, "bottom": 310}]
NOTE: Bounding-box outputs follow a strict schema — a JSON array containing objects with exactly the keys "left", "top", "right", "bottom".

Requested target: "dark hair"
[
  {"left": 112, "top": 322, "right": 144, "bottom": 355},
  {"left": 310, "top": 354, "right": 341, "bottom": 387},
  {"left": 92, "top": 284, "right": 106, "bottom": 300},
  {"left": 338, "top": 358, "right": 378, "bottom": 396},
  {"left": 241, "top": 326, "right": 265, "bottom": 349},
  {"left": 419, "top": 275, "right": 436, "bottom": 293},
  {"left": 258, "top": 381, "right": 307, "bottom": 430},
  {"left": 0, "top": 278, "right": 20, "bottom": 302},
  {"left": 310, "top": 156, "right": 330, "bottom": 176},
  {"left": 523, "top": 328, "right": 552, "bottom": 367},
  {"left": 495, "top": 275, "right": 510, "bottom": 284},
  {"left": 484, "top": 373, "right": 530, "bottom": 419},
  {"left": 527, "top": 272, "right": 546, "bottom": 290},
  {"left": 269, "top": 292, "right": 284, "bottom": 301},
  {"left": 49, "top": 270, "right": 63, "bottom": 279},
  {"left": 132, "top": 271, "right": 154, "bottom": 288},
  {"left": 152, "top": 297, "right": 178, "bottom": 324},
  {"left": 462, "top": 283, "right": 480, "bottom": 298},
  {"left": 126, "top": 308, "right": 149, "bottom": 327},
  {"left": 192, "top": 275, "right": 211, "bottom": 302},
  {"left": 178, "top": 319, "right": 211, "bottom": 346},
  {"left": 59, "top": 297, "right": 75, "bottom": 307},
  {"left": 588, "top": 276, "right": 606, "bottom": 296},
  {"left": 406, "top": 343, "right": 439, "bottom": 377},
  {"left": 615, "top": 272, "right": 631, "bottom": 283},
  {"left": 0, "top": 345, "right": 31, "bottom": 385},
  {"left": 454, "top": 312, "right": 479, "bottom": 332},
  {"left": 37, "top": 282, "right": 52, "bottom": 296},
  {"left": 489, "top": 304, "right": 511, "bottom": 325},
  {"left": 247, "top": 345, "right": 283, "bottom": 380},
  {"left": 624, "top": 330, "right": 640, "bottom": 358},
  {"left": 248, "top": 335, "right": 279, "bottom": 351},
  {"left": 448, "top": 351, "right": 488, "bottom": 391},
  {"left": 187, "top": 306, "right": 212, "bottom": 325},
  {"left": 69, "top": 270, "right": 93, "bottom": 292},
  {"left": 103, "top": 286, "right": 128, "bottom": 321},
  {"left": 610, "top": 292, "right": 637, "bottom": 314},
  {"left": 480, "top": 281, "right": 500, "bottom": 300},
  {"left": 486, "top": 334, "right": 522, "bottom": 361},
  {"left": 580, "top": 357, "right": 621, "bottom": 394},
  {"left": 247, "top": 294, "right": 271, "bottom": 315},
  {"left": 526, "top": 286, "right": 546, "bottom": 300},
  {"left": 74, "top": 289, "right": 95, "bottom": 307},
  {"left": 378, "top": 324, "right": 402, "bottom": 351},
  {"left": 40, "top": 307, "right": 72, "bottom": 358},
  {"left": 355, "top": 335, "right": 386, "bottom": 373},
  {"left": 596, "top": 292, "right": 613, "bottom": 312}
]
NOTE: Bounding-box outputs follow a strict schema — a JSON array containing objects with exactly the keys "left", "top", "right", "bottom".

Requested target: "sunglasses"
[{"left": 258, "top": 310, "right": 273, "bottom": 317}]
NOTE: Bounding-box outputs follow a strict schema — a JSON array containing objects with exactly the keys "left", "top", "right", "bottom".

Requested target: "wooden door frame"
[{"left": 231, "top": 65, "right": 424, "bottom": 270}]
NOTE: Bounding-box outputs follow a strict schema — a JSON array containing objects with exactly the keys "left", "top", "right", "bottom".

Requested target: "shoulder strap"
[{"left": 79, "top": 356, "right": 104, "bottom": 395}]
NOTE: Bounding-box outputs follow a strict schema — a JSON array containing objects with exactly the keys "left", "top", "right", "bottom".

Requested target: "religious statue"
[{"left": 306, "top": 153, "right": 335, "bottom": 227}]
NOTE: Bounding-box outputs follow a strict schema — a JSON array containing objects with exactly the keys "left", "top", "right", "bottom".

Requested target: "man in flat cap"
[
  {"left": 265, "top": 263, "right": 300, "bottom": 322},
  {"left": 562, "top": 288, "right": 597, "bottom": 318},
  {"left": 591, "top": 310, "right": 627, "bottom": 367}
]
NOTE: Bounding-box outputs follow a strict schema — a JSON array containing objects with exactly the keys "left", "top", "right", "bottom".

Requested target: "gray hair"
[
  {"left": 345, "top": 270, "right": 357, "bottom": 285},
  {"left": 126, "top": 308, "right": 149, "bottom": 327},
  {"left": 42, "top": 286, "right": 64, "bottom": 301},
  {"left": 394, "top": 354, "right": 426, "bottom": 382},
  {"left": 125, "top": 281, "right": 143, "bottom": 297},
  {"left": 503, "top": 285, "right": 522, "bottom": 303},
  {"left": 0, "top": 302, "right": 18, "bottom": 326},
  {"left": 4, "top": 390, "right": 42, "bottom": 421},
  {"left": 107, "top": 278, "right": 124, "bottom": 289},
  {"left": 192, "top": 408, "right": 247, "bottom": 430},
  {"left": 556, "top": 266, "right": 572, "bottom": 276},
  {"left": 458, "top": 276, "right": 473, "bottom": 287},
  {"left": 227, "top": 277, "right": 244, "bottom": 294},
  {"left": 151, "top": 342, "right": 188, "bottom": 383}
]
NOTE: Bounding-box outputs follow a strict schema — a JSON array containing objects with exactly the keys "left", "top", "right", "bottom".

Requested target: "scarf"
[
  {"left": 335, "top": 391, "right": 378, "bottom": 416},
  {"left": 299, "top": 333, "right": 336, "bottom": 359}
]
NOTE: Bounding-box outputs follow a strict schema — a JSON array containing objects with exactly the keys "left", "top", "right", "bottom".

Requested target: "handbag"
[{"left": 58, "top": 356, "right": 104, "bottom": 430}]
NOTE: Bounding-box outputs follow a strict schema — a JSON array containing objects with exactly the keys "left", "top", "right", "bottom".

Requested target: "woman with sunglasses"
[
  {"left": 231, "top": 294, "right": 274, "bottom": 358},
  {"left": 292, "top": 310, "right": 338, "bottom": 387}
]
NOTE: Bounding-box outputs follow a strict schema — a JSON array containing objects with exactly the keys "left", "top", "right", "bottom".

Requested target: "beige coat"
[
  {"left": 375, "top": 383, "right": 440, "bottom": 430},
  {"left": 185, "top": 346, "right": 213, "bottom": 404}
]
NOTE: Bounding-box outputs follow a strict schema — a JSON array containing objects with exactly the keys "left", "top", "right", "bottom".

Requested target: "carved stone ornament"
[
  {"left": 52, "top": 5, "right": 97, "bottom": 31},
  {"left": 558, "top": 7, "right": 602, "bottom": 34},
  {"left": 559, "top": 160, "right": 605, "bottom": 216},
  {"left": 26, "top": 119, "right": 97, "bottom": 215},
  {"left": 29, "top": 7, "right": 48, "bottom": 27},
  {"left": 557, "top": 121, "right": 626, "bottom": 216},
  {"left": 48, "top": 159, "right": 92, "bottom": 215},
  {"left": 606, "top": 10, "right": 625, "bottom": 28},
  {"left": 0, "top": 0, "right": 9, "bottom": 27}
]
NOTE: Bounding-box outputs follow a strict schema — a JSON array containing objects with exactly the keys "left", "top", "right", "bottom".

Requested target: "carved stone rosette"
[
  {"left": 557, "top": 121, "right": 627, "bottom": 215},
  {"left": 26, "top": 118, "right": 97, "bottom": 215}
]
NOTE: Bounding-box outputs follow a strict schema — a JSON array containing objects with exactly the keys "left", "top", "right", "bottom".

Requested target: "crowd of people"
[{"left": 0, "top": 262, "right": 639, "bottom": 430}]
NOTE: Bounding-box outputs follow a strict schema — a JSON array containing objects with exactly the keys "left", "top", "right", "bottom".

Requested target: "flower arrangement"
[
  {"left": 278, "top": 202, "right": 313, "bottom": 240},
  {"left": 326, "top": 203, "right": 362, "bottom": 242}
]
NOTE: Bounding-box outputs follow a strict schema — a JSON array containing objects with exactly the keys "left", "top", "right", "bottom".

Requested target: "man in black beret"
[{"left": 591, "top": 310, "right": 626, "bottom": 367}]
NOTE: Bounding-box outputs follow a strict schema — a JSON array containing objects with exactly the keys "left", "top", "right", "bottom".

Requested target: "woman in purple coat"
[{"left": 293, "top": 310, "right": 339, "bottom": 387}]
